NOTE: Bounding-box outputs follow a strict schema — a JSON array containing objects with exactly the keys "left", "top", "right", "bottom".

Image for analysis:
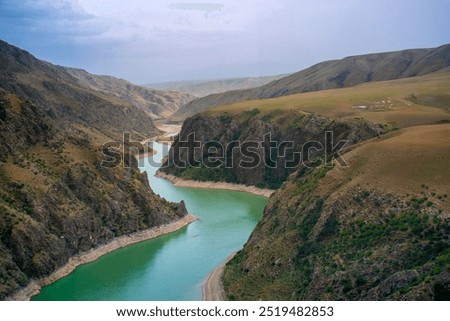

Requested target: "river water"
[{"left": 33, "top": 142, "right": 266, "bottom": 300}]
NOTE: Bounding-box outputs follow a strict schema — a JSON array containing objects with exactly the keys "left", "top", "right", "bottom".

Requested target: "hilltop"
[
  {"left": 210, "top": 69, "right": 450, "bottom": 128},
  {"left": 173, "top": 45, "right": 450, "bottom": 120}
]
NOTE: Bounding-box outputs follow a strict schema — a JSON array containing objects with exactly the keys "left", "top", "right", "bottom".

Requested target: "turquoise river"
[{"left": 32, "top": 142, "right": 267, "bottom": 300}]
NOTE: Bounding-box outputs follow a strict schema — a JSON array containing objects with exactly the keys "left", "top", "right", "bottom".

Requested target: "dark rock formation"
[{"left": 161, "top": 111, "right": 384, "bottom": 189}]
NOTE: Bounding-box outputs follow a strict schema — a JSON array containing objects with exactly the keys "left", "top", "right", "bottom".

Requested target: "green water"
[{"left": 33, "top": 142, "right": 266, "bottom": 300}]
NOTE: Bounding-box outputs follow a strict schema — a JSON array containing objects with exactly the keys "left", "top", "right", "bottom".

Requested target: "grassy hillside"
[
  {"left": 210, "top": 69, "right": 450, "bottom": 128},
  {"left": 174, "top": 44, "right": 450, "bottom": 120},
  {"left": 223, "top": 124, "right": 450, "bottom": 300},
  {"left": 162, "top": 70, "right": 450, "bottom": 189}
]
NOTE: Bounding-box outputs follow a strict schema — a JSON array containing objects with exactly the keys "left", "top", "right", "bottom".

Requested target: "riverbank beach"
[
  {"left": 9, "top": 214, "right": 197, "bottom": 301},
  {"left": 155, "top": 172, "right": 274, "bottom": 198},
  {"left": 202, "top": 253, "right": 236, "bottom": 301}
]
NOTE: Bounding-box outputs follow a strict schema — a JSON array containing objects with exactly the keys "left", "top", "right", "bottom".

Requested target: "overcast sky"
[{"left": 1, "top": 0, "right": 449, "bottom": 84}]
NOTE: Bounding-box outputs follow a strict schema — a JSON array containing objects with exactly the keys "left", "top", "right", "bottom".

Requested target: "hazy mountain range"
[
  {"left": 67, "top": 68, "right": 195, "bottom": 119},
  {"left": 174, "top": 44, "right": 450, "bottom": 120},
  {"left": 145, "top": 74, "right": 288, "bottom": 98}
]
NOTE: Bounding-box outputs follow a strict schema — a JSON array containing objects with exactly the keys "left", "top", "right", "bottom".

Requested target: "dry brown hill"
[
  {"left": 66, "top": 68, "right": 195, "bottom": 119},
  {"left": 209, "top": 68, "right": 450, "bottom": 128},
  {"left": 174, "top": 44, "right": 450, "bottom": 120},
  {"left": 0, "top": 40, "right": 159, "bottom": 140},
  {"left": 223, "top": 124, "right": 450, "bottom": 300}
]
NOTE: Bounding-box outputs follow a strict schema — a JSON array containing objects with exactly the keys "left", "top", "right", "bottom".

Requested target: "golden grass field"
[
  {"left": 324, "top": 124, "right": 450, "bottom": 207},
  {"left": 210, "top": 69, "right": 450, "bottom": 129}
]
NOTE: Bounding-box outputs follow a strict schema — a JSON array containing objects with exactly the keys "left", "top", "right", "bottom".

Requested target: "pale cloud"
[
  {"left": 75, "top": 0, "right": 285, "bottom": 40},
  {"left": 0, "top": 0, "right": 449, "bottom": 83}
]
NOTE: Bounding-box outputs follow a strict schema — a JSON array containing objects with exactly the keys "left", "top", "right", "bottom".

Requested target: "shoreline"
[
  {"left": 7, "top": 214, "right": 197, "bottom": 301},
  {"left": 155, "top": 172, "right": 275, "bottom": 198},
  {"left": 137, "top": 149, "right": 156, "bottom": 159},
  {"left": 202, "top": 252, "right": 236, "bottom": 301}
]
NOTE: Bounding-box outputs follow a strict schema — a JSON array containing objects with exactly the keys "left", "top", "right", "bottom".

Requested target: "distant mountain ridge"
[
  {"left": 145, "top": 74, "right": 288, "bottom": 98},
  {"left": 66, "top": 68, "right": 195, "bottom": 119},
  {"left": 0, "top": 39, "right": 157, "bottom": 138},
  {"left": 174, "top": 44, "right": 450, "bottom": 119}
]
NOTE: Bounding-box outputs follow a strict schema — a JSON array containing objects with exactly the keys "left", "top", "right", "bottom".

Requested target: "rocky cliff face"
[
  {"left": 0, "top": 41, "right": 188, "bottom": 299},
  {"left": 161, "top": 110, "right": 385, "bottom": 189}
]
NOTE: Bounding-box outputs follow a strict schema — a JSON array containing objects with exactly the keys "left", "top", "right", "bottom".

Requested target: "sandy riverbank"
[
  {"left": 153, "top": 123, "right": 182, "bottom": 136},
  {"left": 155, "top": 172, "right": 275, "bottom": 198},
  {"left": 8, "top": 214, "right": 197, "bottom": 301},
  {"left": 202, "top": 252, "right": 236, "bottom": 301}
]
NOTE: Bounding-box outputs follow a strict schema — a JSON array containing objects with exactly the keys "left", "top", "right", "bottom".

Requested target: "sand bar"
[{"left": 202, "top": 252, "right": 236, "bottom": 301}]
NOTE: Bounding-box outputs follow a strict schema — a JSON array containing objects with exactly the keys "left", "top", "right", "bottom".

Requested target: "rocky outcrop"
[{"left": 161, "top": 110, "right": 384, "bottom": 189}]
